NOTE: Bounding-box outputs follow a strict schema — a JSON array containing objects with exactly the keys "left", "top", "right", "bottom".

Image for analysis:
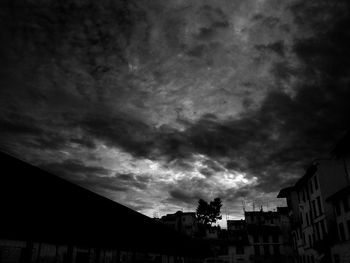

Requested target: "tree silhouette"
[{"left": 196, "top": 197, "right": 222, "bottom": 226}]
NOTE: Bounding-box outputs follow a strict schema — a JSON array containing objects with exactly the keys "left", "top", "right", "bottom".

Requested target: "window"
[
  {"left": 263, "top": 245, "right": 270, "bottom": 255},
  {"left": 273, "top": 245, "right": 280, "bottom": 255},
  {"left": 253, "top": 234, "right": 259, "bottom": 243},
  {"left": 315, "top": 222, "right": 320, "bottom": 241},
  {"left": 303, "top": 189, "right": 306, "bottom": 202},
  {"left": 347, "top": 220, "right": 350, "bottom": 239},
  {"left": 314, "top": 176, "right": 318, "bottom": 190},
  {"left": 339, "top": 223, "right": 345, "bottom": 241},
  {"left": 344, "top": 197, "right": 349, "bottom": 212},
  {"left": 311, "top": 255, "right": 315, "bottom": 263},
  {"left": 320, "top": 220, "right": 326, "bottom": 237},
  {"left": 306, "top": 212, "right": 309, "bottom": 226},
  {"left": 263, "top": 234, "right": 269, "bottom": 243},
  {"left": 236, "top": 246, "right": 244, "bottom": 255},
  {"left": 335, "top": 201, "right": 341, "bottom": 216},
  {"left": 310, "top": 181, "right": 313, "bottom": 194},
  {"left": 334, "top": 254, "right": 340, "bottom": 263},
  {"left": 308, "top": 235, "right": 312, "bottom": 248},
  {"left": 272, "top": 234, "right": 279, "bottom": 243},
  {"left": 254, "top": 245, "right": 260, "bottom": 255},
  {"left": 300, "top": 212, "right": 303, "bottom": 225},
  {"left": 312, "top": 200, "right": 317, "bottom": 217},
  {"left": 316, "top": 197, "right": 323, "bottom": 214}
]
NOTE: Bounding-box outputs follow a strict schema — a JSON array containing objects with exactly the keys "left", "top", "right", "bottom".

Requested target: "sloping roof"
[
  {"left": 0, "top": 151, "right": 204, "bottom": 256},
  {"left": 277, "top": 186, "right": 295, "bottom": 198},
  {"left": 331, "top": 132, "right": 350, "bottom": 158},
  {"left": 325, "top": 186, "right": 350, "bottom": 202},
  {"left": 295, "top": 163, "right": 318, "bottom": 189}
]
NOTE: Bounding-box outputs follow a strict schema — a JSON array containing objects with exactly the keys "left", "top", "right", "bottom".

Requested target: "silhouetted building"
[
  {"left": 326, "top": 186, "right": 350, "bottom": 263},
  {"left": 226, "top": 220, "right": 251, "bottom": 263},
  {"left": 227, "top": 220, "right": 246, "bottom": 232},
  {"left": 278, "top": 132, "right": 350, "bottom": 263},
  {"left": 224, "top": 209, "right": 292, "bottom": 263},
  {"left": 160, "top": 211, "right": 199, "bottom": 237},
  {"left": 0, "top": 152, "right": 207, "bottom": 263},
  {"left": 245, "top": 209, "right": 293, "bottom": 263}
]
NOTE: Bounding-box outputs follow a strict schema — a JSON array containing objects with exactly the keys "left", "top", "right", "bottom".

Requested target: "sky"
[{"left": 1, "top": 0, "right": 350, "bottom": 226}]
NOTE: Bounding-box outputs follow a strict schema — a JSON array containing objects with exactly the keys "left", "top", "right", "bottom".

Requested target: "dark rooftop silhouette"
[{"left": 0, "top": 151, "right": 205, "bottom": 256}]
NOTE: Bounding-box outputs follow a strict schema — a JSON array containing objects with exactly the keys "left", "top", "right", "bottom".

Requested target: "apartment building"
[
  {"left": 278, "top": 132, "right": 350, "bottom": 263},
  {"left": 160, "top": 211, "right": 199, "bottom": 237},
  {"left": 245, "top": 209, "right": 293, "bottom": 263},
  {"left": 326, "top": 186, "right": 350, "bottom": 263},
  {"left": 0, "top": 152, "right": 205, "bottom": 263}
]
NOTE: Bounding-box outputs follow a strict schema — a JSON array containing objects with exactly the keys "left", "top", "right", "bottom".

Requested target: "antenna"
[{"left": 241, "top": 199, "right": 246, "bottom": 213}]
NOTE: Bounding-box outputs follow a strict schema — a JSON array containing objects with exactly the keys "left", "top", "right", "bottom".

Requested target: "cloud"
[
  {"left": 1, "top": 0, "right": 350, "bottom": 218},
  {"left": 255, "top": 41, "right": 285, "bottom": 56}
]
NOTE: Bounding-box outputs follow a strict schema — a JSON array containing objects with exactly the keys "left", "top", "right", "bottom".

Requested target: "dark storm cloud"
[
  {"left": 255, "top": 41, "right": 285, "bottom": 56},
  {"left": 193, "top": 5, "right": 230, "bottom": 41},
  {"left": 41, "top": 159, "right": 153, "bottom": 193},
  {"left": 252, "top": 15, "right": 280, "bottom": 29},
  {"left": 42, "top": 159, "right": 111, "bottom": 178},
  {"left": 80, "top": 113, "right": 157, "bottom": 158},
  {"left": 1, "top": 0, "right": 350, "bottom": 215},
  {"left": 168, "top": 189, "right": 199, "bottom": 205},
  {"left": 167, "top": 185, "right": 205, "bottom": 206},
  {"left": 0, "top": 114, "right": 44, "bottom": 136}
]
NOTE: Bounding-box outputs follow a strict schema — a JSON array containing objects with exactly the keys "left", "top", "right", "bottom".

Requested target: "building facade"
[
  {"left": 278, "top": 132, "right": 350, "bottom": 263},
  {"left": 0, "top": 152, "right": 206, "bottom": 263},
  {"left": 160, "top": 211, "right": 199, "bottom": 238},
  {"left": 326, "top": 186, "right": 350, "bottom": 263}
]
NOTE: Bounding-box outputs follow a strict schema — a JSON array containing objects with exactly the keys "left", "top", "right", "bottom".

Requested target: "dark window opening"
[
  {"left": 335, "top": 202, "right": 341, "bottom": 216},
  {"left": 320, "top": 220, "right": 326, "bottom": 237},
  {"left": 263, "top": 245, "right": 270, "bottom": 255},
  {"left": 312, "top": 200, "right": 317, "bottom": 217},
  {"left": 254, "top": 245, "right": 260, "bottom": 255},
  {"left": 344, "top": 197, "right": 349, "bottom": 212},
  {"left": 263, "top": 234, "right": 269, "bottom": 243},
  {"left": 273, "top": 245, "right": 280, "bottom": 255},
  {"left": 308, "top": 235, "right": 312, "bottom": 248},
  {"left": 272, "top": 234, "right": 279, "bottom": 243},
  {"left": 253, "top": 235, "right": 259, "bottom": 243},
  {"left": 339, "top": 223, "right": 345, "bottom": 241},
  {"left": 334, "top": 254, "right": 340, "bottom": 263},
  {"left": 310, "top": 181, "right": 313, "bottom": 194},
  {"left": 314, "top": 176, "right": 318, "bottom": 190},
  {"left": 316, "top": 197, "right": 323, "bottom": 215},
  {"left": 315, "top": 223, "right": 320, "bottom": 241},
  {"left": 236, "top": 246, "right": 244, "bottom": 255}
]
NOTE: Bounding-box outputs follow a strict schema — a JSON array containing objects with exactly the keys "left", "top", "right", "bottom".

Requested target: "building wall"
[
  {"left": 329, "top": 190, "right": 350, "bottom": 263},
  {"left": 227, "top": 245, "right": 253, "bottom": 263},
  {"left": 280, "top": 156, "right": 350, "bottom": 263}
]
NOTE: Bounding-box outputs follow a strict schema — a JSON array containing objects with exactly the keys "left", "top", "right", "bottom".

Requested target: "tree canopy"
[{"left": 196, "top": 197, "right": 222, "bottom": 226}]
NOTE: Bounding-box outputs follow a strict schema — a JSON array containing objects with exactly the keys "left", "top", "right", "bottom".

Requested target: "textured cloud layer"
[{"left": 1, "top": 0, "right": 350, "bottom": 221}]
